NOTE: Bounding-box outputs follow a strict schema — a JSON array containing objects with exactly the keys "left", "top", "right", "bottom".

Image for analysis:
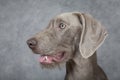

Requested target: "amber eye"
[{"left": 59, "top": 23, "right": 66, "bottom": 29}]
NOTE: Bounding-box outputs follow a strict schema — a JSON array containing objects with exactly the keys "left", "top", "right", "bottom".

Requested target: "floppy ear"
[{"left": 73, "top": 12, "right": 108, "bottom": 58}]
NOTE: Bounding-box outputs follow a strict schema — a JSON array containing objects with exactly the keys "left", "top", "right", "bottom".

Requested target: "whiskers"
[{"left": 40, "top": 62, "right": 65, "bottom": 70}]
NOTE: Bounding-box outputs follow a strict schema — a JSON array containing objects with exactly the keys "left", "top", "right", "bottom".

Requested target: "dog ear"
[{"left": 73, "top": 12, "right": 108, "bottom": 58}]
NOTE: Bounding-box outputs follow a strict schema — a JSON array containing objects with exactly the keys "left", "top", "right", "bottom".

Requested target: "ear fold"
[{"left": 73, "top": 12, "right": 108, "bottom": 58}]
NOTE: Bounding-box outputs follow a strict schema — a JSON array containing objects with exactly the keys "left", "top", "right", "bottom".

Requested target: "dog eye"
[{"left": 59, "top": 23, "right": 66, "bottom": 29}]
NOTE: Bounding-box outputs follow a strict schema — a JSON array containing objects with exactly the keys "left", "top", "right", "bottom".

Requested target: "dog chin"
[
  {"left": 39, "top": 52, "right": 70, "bottom": 69},
  {"left": 40, "top": 62, "right": 64, "bottom": 69}
]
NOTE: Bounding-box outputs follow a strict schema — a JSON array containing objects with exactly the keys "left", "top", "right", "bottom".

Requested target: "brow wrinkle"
[{"left": 56, "top": 18, "right": 70, "bottom": 25}]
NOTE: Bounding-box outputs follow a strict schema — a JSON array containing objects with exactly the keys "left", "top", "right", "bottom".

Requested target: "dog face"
[{"left": 27, "top": 12, "right": 107, "bottom": 68}]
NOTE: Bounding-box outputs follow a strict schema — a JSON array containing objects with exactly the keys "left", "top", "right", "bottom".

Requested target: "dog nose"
[{"left": 27, "top": 38, "right": 37, "bottom": 49}]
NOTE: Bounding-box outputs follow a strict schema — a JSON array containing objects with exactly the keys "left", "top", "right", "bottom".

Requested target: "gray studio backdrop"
[{"left": 0, "top": 0, "right": 120, "bottom": 80}]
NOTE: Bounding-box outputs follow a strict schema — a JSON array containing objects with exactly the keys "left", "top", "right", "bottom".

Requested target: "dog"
[{"left": 27, "top": 12, "right": 108, "bottom": 80}]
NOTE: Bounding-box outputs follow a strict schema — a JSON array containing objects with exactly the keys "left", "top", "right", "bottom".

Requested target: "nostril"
[{"left": 27, "top": 38, "right": 37, "bottom": 48}]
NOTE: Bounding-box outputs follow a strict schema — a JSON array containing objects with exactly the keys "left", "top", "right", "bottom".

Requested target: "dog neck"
[{"left": 65, "top": 51, "right": 97, "bottom": 80}]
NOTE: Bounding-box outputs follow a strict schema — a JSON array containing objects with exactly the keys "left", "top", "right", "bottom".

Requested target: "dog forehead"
[
  {"left": 57, "top": 13, "right": 74, "bottom": 20},
  {"left": 59, "top": 13, "right": 73, "bottom": 17},
  {"left": 55, "top": 13, "right": 80, "bottom": 26}
]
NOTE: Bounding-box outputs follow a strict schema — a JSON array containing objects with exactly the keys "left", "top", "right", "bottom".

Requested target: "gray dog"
[{"left": 27, "top": 12, "right": 108, "bottom": 80}]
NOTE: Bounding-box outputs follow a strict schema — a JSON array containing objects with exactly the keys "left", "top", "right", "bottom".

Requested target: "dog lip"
[
  {"left": 40, "top": 51, "right": 65, "bottom": 56},
  {"left": 39, "top": 51, "right": 66, "bottom": 64}
]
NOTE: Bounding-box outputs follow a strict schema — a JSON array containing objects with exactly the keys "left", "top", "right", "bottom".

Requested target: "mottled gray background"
[{"left": 0, "top": 0, "right": 120, "bottom": 80}]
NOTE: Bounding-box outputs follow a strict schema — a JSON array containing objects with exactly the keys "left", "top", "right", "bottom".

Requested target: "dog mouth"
[{"left": 39, "top": 51, "right": 66, "bottom": 64}]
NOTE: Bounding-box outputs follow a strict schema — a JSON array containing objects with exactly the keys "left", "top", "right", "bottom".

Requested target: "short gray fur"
[{"left": 0, "top": 0, "right": 120, "bottom": 80}]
